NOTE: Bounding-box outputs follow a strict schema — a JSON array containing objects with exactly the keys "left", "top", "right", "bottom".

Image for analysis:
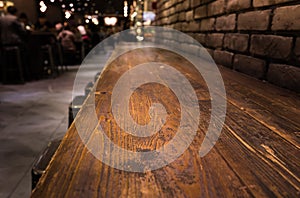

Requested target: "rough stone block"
[
  {"left": 207, "top": 0, "right": 225, "bottom": 16},
  {"left": 206, "top": 33, "right": 224, "bottom": 48},
  {"left": 178, "top": 12, "right": 186, "bottom": 21},
  {"left": 176, "top": 3, "right": 183, "bottom": 12},
  {"left": 194, "top": 33, "right": 206, "bottom": 45},
  {"left": 182, "top": 0, "right": 190, "bottom": 11},
  {"left": 200, "top": 18, "right": 215, "bottom": 31},
  {"left": 213, "top": 50, "right": 234, "bottom": 68},
  {"left": 187, "top": 21, "right": 200, "bottom": 32},
  {"left": 253, "top": 0, "right": 293, "bottom": 7},
  {"left": 227, "top": 0, "right": 251, "bottom": 12},
  {"left": 186, "top": 10, "right": 194, "bottom": 21},
  {"left": 250, "top": 35, "right": 293, "bottom": 59},
  {"left": 206, "top": 48, "right": 214, "bottom": 58},
  {"left": 191, "top": 0, "right": 202, "bottom": 8},
  {"left": 233, "top": 54, "right": 267, "bottom": 79},
  {"left": 267, "top": 64, "right": 300, "bottom": 92},
  {"left": 169, "top": 7, "right": 177, "bottom": 15},
  {"left": 216, "top": 14, "right": 236, "bottom": 31},
  {"left": 272, "top": 5, "right": 300, "bottom": 31},
  {"left": 238, "top": 10, "right": 271, "bottom": 30},
  {"left": 174, "top": 23, "right": 182, "bottom": 31},
  {"left": 224, "top": 33, "right": 249, "bottom": 52},
  {"left": 195, "top": 5, "right": 207, "bottom": 19},
  {"left": 170, "top": 14, "right": 178, "bottom": 23}
]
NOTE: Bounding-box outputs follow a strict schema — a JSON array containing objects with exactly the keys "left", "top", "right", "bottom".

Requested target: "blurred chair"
[{"left": 1, "top": 45, "right": 24, "bottom": 84}]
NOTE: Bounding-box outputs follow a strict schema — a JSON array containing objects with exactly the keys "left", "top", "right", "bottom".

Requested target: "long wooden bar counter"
[{"left": 31, "top": 47, "right": 300, "bottom": 197}]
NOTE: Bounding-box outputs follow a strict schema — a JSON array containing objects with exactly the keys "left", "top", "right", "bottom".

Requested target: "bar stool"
[
  {"left": 1, "top": 46, "right": 24, "bottom": 84},
  {"left": 85, "top": 81, "right": 94, "bottom": 96},
  {"left": 41, "top": 44, "right": 56, "bottom": 78},
  {"left": 68, "top": 95, "right": 86, "bottom": 127},
  {"left": 94, "top": 72, "right": 101, "bottom": 82},
  {"left": 31, "top": 139, "right": 61, "bottom": 190},
  {"left": 56, "top": 43, "right": 66, "bottom": 72}
]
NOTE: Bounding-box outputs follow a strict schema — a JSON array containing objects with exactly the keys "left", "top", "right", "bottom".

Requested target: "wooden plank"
[{"left": 31, "top": 47, "right": 300, "bottom": 197}]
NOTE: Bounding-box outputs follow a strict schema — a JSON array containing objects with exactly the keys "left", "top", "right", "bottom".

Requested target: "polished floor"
[
  {"left": 0, "top": 49, "right": 109, "bottom": 197},
  {"left": 0, "top": 68, "right": 80, "bottom": 197}
]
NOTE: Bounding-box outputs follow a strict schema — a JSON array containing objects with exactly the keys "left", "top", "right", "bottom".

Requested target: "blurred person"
[
  {"left": 57, "top": 25, "right": 76, "bottom": 52},
  {"left": 0, "top": 6, "right": 26, "bottom": 46},
  {"left": 57, "top": 25, "right": 80, "bottom": 65},
  {"left": 34, "top": 14, "right": 52, "bottom": 32},
  {"left": 0, "top": 6, "right": 30, "bottom": 81},
  {"left": 19, "top": 12, "right": 33, "bottom": 31}
]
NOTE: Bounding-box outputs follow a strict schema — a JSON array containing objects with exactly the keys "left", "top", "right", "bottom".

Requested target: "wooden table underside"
[{"left": 31, "top": 47, "right": 300, "bottom": 197}]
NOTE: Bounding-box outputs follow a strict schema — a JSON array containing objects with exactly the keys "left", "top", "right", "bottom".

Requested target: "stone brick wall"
[{"left": 154, "top": 0, "right": 300, "bottom": 92}]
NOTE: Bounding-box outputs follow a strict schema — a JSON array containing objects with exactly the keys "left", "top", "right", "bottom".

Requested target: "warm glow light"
[
  {"left": 124, "top": 1, "right": 128, "bottom": 17},
  {"left": 0, "top": 1, "right": 4, "bottom": 7},
  {"left": 39, "top": 1, "right": 47, "bottom": 13},
  {"left": 65, "top": 10, "right": 71, "bottom": 19},
  {"left": 104, "top": 17, "right": 118, "bottom": 26},
  {"left": 92, "top": 18, "right": 99, "bottom": 25}
]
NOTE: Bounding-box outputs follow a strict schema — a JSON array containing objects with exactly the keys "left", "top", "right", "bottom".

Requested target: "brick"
[
  {"left": 253, "top": 0, "right": 293, "bottom": 7},
  {"left": 187, "top": 21, "right": 200, "bottom": 32},
  {"left": 162, "top": 17, "right": 169, "bottom": 25},
  {"left": 186, "top": 10, "right": 194, "bottom": 21},
  {"left": 207, "top": 0, "right": 225, "bottom": 16},
  {"left": 213, "top": 50, "right": 234, "bottom": 68},
  {"left": 272, "top": 5, "right": 300, "bottom": 31},
  {"left": 206, "top": 48, "right": 214, "bottom": 58},
  {"left": 194, "top": 33, "right": 206, "bottom": 45},
  {"left": 164, "top": 1, "right": 172, "bottom": 9},
  {"left": 227, "top": 0, "right": 251, "bottom": 12},
  {"left": 200, "top": 18, "right": 215, "bottom": 31},
  {"left": 169, "top": 14, "right": 177, "bottom": 23},
  {"left": 178, "top": 12, "right": 185, "bottom": 21},
  {"left": 181, "top": 22, "right": 189, "bottom": 31},
  {"left": 294, "top": 38, "right": 300, "bottom": 63},
  {"left": 250, "top": 35, "right": 292, "bottom": 59},
  {"left": 267, "top": 64, "right": 300, "bottom": 92},
  {"left": 169, "top": 7, "right": 176, "bottom": 15},
  {"left": 170, "top": 0, "right": 177, "bottom": 7},
  {"left": 238, "top": 10, "right": 270, "bottom": 30},
  {"left": 216, "top": 14, "right": 236, "bottom": 31},
  {"left": 174, "top": 23, "right": 182, "bottom": 30},
  {"left": 176, "top": 3, "right": 183, "bottom": 12},
  {"left": 162, "top": 10, "right": 169, "bottom": 18},
  {"left": 194, "top": 5, "right": 207, "bottom": 19},
  {"left": 233, "top": 54, "right": 267, "bottom": 79},
  {"left": 191, "top": 0, "right": 201, "bottom": 8},
  {"left": 224, "top": 33, "right": 249, "bottom": 52},
  {"left": 182, "top": 0, "right": 190, "bottom": 11},
  {"left": 253, "top": 0, "right": 271, "bottom": 7},
  {"left": 206, "top": 33, "right": 224, "bottom": 48}
]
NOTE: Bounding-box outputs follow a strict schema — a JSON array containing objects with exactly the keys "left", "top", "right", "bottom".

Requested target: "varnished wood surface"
[{"left": 31, "top": 47, "right": 300, "bottom": 197}]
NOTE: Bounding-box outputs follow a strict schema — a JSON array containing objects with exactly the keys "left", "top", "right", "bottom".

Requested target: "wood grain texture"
[{"left": 31, "top": 47, "right": 300, "bottom": 198}]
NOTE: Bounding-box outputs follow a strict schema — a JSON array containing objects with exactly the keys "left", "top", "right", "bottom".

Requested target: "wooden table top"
[{"left": 31, "top": 47, "right": 300, "bottom": 197}]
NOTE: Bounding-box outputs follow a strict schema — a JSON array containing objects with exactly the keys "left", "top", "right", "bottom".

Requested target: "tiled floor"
[
  {"left": 0, "top": 67, "right": 79, "bottom": 198},
  {"left": 0, "top": 49, "right": 109, "bottom": 197}
]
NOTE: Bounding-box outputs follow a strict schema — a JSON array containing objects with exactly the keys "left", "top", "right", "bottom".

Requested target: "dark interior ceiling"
[{"left": 43, "top": 0, "right": 133, "bottom": 15}]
